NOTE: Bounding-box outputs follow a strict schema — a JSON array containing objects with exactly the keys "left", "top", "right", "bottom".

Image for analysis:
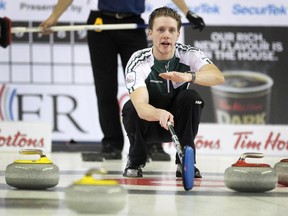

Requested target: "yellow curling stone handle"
[
  {"left": 74, "top": 168, "right": 119, "bottom": 186},
  {"left": 14, "top": 149, "right": 53, "bottom": 164}
]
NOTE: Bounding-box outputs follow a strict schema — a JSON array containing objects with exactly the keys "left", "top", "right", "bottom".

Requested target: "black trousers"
[
  {"left": 122, "top": 89, "right": 204, "bottom": 166},
  {"left": 87, "top": 11, "right": 147, "bottom": 150}
]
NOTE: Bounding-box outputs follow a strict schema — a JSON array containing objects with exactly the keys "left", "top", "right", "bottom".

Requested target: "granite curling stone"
[
  {"left": 64, "top": 168, "right": 127, "bottom": 214},
  {"left": 5, "top": 149, "right": 59, "bottom": 189},
  {"left": 224, "top": 152, "right": 277, "bottom": 192},
  {"left": 274, "top": 159, "right": 288, "bottom": 186}
]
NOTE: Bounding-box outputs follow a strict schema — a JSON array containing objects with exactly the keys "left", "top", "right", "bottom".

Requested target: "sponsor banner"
[
  {"left": 0, "top": 0, "right": 90, "bottom": 22},
  {"left": 185, "top": 26, "right": 288, "bottom": 124},
  {"left": 0, "top": 121, "right": 52, "bottom": 152},
  {"left": 0, "top": 84, "right": 100, "bottom": 141},
  {"left": 0, "top": 83, "right": 129, "bottom": 142},
  {"left": 144, "top": 0, "right": 288, "bottom": 26},
  {"left": 163, "top": 124, "right": 288, "bottom": 156}
]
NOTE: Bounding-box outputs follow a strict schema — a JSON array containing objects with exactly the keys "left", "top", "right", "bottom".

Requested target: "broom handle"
[
  {"left": 167, "top": 121, "right": 184, "bottom": 163},
  {"left": 11, "top": 23, "right": 144, "bottom": 33},
  {"left": 11, "top": 23, "right": 191, "bottom": 33}
]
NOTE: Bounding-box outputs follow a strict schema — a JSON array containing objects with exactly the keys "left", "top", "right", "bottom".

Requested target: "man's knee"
[
  {"left": 122, "top": 100, "right": 138, "bottom": 133},
  {"left": 178, "top": 90, "right": 204, "bottom": 108}
]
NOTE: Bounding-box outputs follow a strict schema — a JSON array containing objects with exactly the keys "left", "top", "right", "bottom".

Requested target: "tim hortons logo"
[
  {"left": 195, "top": 135, "right": 221, "bottom": 149},
  {"left": 0, "top": 130, "right": 44, "bottom": 148},
  {"left": 234, "top": 131, "right": 288, "bottom": 150},
  {"left": 165, "top": 135, "right": 221, "bottom": 150}
]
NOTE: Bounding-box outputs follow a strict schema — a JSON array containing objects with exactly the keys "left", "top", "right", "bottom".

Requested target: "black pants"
[
  {"left": 122, "top": 89, "right": 204, "bottom": 166},
  {"left": 87, "top": 11, "right": 147, "bottom": 150}
]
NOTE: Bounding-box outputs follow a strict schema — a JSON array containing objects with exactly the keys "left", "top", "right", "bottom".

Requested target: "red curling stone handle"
[{"left": 232, "top": 152, "right": 271, "bottom": 167}]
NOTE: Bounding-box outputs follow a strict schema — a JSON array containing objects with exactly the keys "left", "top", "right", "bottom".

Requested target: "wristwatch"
[{"left": 186, "top": 71, "right": 196, "bottom": 83}]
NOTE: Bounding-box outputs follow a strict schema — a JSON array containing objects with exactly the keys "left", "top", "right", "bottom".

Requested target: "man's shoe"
[
  {"left": 101, "top": 146, "right": 122, "bottom": 160},
  {"left": 175, "top": 165, "right": 202, "bottom": 178},
  {"left": 101, "top": 150, "right": 122, "bottom": 160},
  {"left": 176, "top": 164, "right": 182, "bottom": 177},
  {"left": 123, "top": 167, "right": 143, "bottom": 177},
  {"left": 147, "top": 143, "right": 171, "bottom": 161},
  {"left": 81, "top": 147, "right": 122, "bottom": 161},
  {"left": 194, "top": 167, "right": 202, "bottom": 178},
  {"left": 81, "top": 152, "right": 104, "bottom": 161},
  {"left": 123, "top": 164, "right": 143, "bottom": 177}
]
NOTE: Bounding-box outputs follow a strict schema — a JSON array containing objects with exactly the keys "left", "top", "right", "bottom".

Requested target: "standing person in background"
[
  {"left": 40, "top": 0, "right": 205, "bottom": 161},
  {"left": 122, "top": 6, "right": 224, "bottom": 177}
]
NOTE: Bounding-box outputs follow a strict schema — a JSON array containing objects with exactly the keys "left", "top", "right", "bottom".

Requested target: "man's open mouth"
[{"left": 161, "top": 42, "right": 170, "bottom": 46}]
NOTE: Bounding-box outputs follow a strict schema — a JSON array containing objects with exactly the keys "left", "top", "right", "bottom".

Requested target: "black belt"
[{"left": 101, "top": 11, "right": 138, "bottom": 19}]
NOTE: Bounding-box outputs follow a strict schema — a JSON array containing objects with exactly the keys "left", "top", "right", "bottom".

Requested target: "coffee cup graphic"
[{"left": 211, "top": 71, "right": 274, "bottom": 124}]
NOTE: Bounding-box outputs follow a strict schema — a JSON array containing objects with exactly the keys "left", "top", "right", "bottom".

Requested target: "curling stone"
[
  {"left": 64, "top": 168, "right": 127, "bottom": 214},
  {"left": 5, "top": 149, "right": 59, "bottom": 189},
  {"left": 224, "top": 152, "right": 277, "bottom": 192},
  {"left": 274, "top": 159, "right": 288, "bottom": 186}
]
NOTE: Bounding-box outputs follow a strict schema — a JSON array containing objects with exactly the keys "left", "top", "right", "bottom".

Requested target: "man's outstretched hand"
[{"left": 186, "top": 11, "right": 205, "bottom": 31}]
